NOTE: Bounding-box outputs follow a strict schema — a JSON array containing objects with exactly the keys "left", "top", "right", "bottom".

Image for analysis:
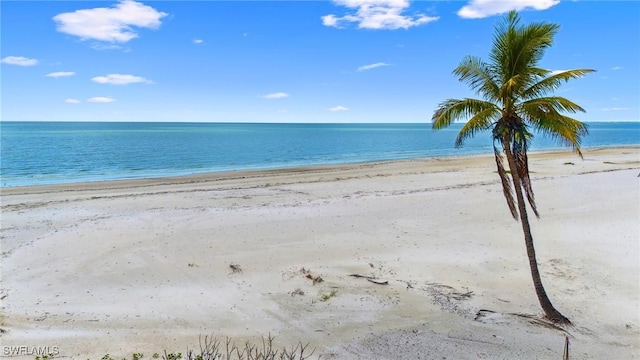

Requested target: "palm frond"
[
  {"left": 453, "top": 56, "right": 500, "bottom": 102},
  {"left": 521, "top": 101, "right": 589, "bottom": 156},
  {"left": 432, "top": 98, "right": 499, "bottom": 131},
  {"left": 499, "top": 74, "right": 525, "bottom": 104},
  {"left": 494, "top": 145, "right": 518, "bottom": 220},
  {"left": 523, "top": 69, "right": 596, "bottom": 99},
  {"left": 490, "top": 11, "right": 559, "bottom": 104},
  {"left": 490, "top": 11, "right": 519, "bottom": 81},
  {"left": 514, "top": 22, "right": 558, "bottom": 68},
  {"left": 454, "top": 107, "right": 500, "bottom": 147},
  {"left": 521, "top": 96, "right": 587, "bottom": 115}
]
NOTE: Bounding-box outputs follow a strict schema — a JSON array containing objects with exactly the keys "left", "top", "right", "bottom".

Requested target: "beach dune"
[{"left": 1, "top": 147, "right": 639, "bottom": 359}]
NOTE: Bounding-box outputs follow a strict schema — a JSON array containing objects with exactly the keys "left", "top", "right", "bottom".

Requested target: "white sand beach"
[{"left": 1, "top": 147, "right": 639, "bottom": 359}]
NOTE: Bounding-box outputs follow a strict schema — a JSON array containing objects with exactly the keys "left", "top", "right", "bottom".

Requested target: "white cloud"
[
  {"left": 322, "top": 0, "right": 438, "bottom": 30},
  {"left": 322, "top": 15, "right": 341, "bottom": 27},
  {"left": 87, "top": 97, "right": 116, "bottom": 103},
  {"left": 193, "top": 39, "right": 203, "bottom": 44},
  {"left": 65, "top": 98, "right": 81, "bottom": 104},
  {"left": 328, "top": 105, "right": 349, "bottom": 112},
  {"left": 53, "top": 0, "right": 167, "bottom": 43},
  {"left": 612, "top": 66, "right": 623, "bottom": 70},
  {"left": 357, "top": 62, "right": 390, "bottom": 71},
  {"left": 92, "top": 74, "right": 152, "bottom": 85},
  {"left": 91, "top": 43, "right": 127, "bottom": 51},
  {"left": 46, "top": 71, "right": 76, "bottom": 78},
  {"left": 457, "top": 0, "right": 559, "bottom": 19},
  {"left": 1, "top": 56, "right": 38, "bottom": 66},
  {"left": 601, "top": 107, "right": 629, "bottom": 111},
  {"left": 259, "top": 92, "right": 290, "bottom": 99}
]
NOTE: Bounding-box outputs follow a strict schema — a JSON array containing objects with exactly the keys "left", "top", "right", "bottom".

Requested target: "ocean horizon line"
[{"left": 1, "top": 120, "right": 639, "bottom": 125}]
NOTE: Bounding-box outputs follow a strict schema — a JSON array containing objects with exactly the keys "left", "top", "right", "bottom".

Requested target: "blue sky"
[{"left": 1, "top": 0, "right": 638, "bottom": 123}]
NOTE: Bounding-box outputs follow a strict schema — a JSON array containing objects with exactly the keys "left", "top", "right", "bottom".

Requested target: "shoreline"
[
  {"left": 1, "top": 146, "right": 639, "bottom": 359},
  {"left": 2, "top": 145, "right": 638, "bottom": 195}
]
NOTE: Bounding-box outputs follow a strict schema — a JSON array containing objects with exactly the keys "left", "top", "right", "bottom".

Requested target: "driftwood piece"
[{"left": 349, "top": 274, "right": 389, "bottom": 285}]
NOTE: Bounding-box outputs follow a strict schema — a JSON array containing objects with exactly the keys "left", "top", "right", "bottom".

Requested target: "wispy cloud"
[
  {"left": 357, "top": 62, "right": 390, "bottom": 71},
  {"left": 92, "top": 74, "right": 152, "bottom": 85},
  {"left": 87, "top": 97, "right": 116, "bottom": 103},
  {"left": 457, "top": 0, "right": 559, "bottom": 19},
  {"left": 1, "top": 56, "right": 38, "bottom": 66},
  {"left": 328, "top": 105, "right": 349, "bottom": 112},
  {"left": 259, "top": 92, "right": 289, "bottom": 99},
  {"left": 91, "top": 43, "right": 128, "bottom": 51},
  {"left": 193, "top": 38, "right": 204, "bottom": 44},
  {"left": 612, "top": 66, "right": 623, "bottom": 70},
  {"left": 322, "top": 0, "right": 439, "bottom": 30},
  {"left": 65, "top": 98, "right": 81, "bottom": 104},
  {"left": 53, "top": 0, "right": 167, "bottom": 43},
  {"left": 46, "top": 71, "right": 75, "bottom": 78},
  {"left": 601, "top": 107, "right": 629, "bottom": 111}
]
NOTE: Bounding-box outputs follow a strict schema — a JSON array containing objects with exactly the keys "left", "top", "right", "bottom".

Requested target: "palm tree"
[{"left": 431, "top": 10, "right": 594, "bottom": 324}]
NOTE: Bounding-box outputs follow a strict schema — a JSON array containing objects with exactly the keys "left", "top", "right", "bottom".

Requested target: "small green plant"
[
  {"left": 187, "top": 263, "right": 198, "bottom": 267},
  {"left": 563, "top": 162, "right": 574, "bottom": 165},
  {"left": 35, "top": 355, "right": 55, "bottom": 360},
  {"left": 132, "top": 353, "right": 144, "bottom": 360},
  {"left": 162, "top": 352, "right": 182, "bottom": 360},
  {"left": 320, "top": 289, "right": 338, "bottom": 302}
]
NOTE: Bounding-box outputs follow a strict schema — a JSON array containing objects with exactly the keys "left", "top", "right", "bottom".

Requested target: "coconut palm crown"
[{"left": 432, "top": 10, "right": 594, "bottom": 324}]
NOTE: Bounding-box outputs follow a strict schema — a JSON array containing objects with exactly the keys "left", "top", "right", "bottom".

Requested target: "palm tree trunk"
[{"left": 502, "top": 140, "right": 571, "bottom": 324}]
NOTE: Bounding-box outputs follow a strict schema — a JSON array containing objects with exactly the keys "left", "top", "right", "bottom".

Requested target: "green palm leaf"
[
  {"left": 454, "top": 107, "right": 500, "bottom": 147},
  {"left": 453, "top": 56, "right": 500, "bottom": 101},
  {"left": 432, "top": 98, "right": 499, "bottom": 131},
  {"left": 523, "top": 69, "right": 596, "bottom": 99}
]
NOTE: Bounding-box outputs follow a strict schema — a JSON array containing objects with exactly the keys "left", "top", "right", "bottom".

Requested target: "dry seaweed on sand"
[{"left": 229, "top": 264, "right": 243, "bottom": 274}]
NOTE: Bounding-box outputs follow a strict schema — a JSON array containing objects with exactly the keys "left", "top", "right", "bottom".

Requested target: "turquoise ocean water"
[{"left": 1, "top": 122, "right": 638, "bottom": 187}]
